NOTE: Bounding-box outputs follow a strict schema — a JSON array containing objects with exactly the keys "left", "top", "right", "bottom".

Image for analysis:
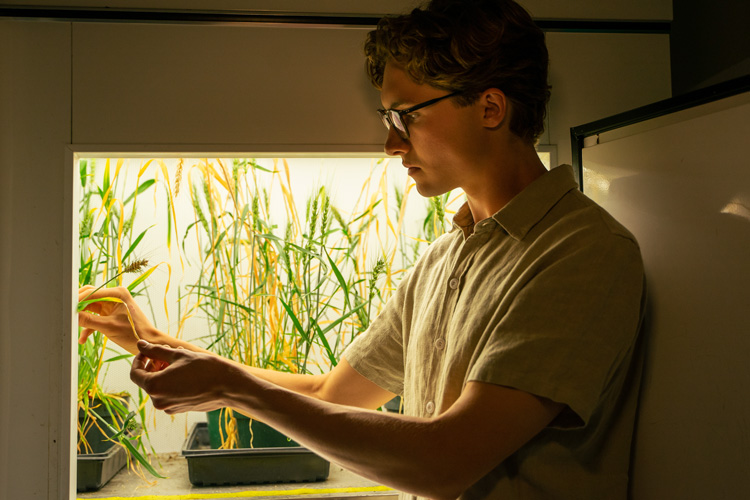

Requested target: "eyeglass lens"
[{"left": 380, "top": 110, "right": 408, "bottom": 138}]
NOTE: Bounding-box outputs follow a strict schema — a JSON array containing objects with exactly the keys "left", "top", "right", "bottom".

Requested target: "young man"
[{"left": 78, "top": 1, "right": 646, "bottom": 498}]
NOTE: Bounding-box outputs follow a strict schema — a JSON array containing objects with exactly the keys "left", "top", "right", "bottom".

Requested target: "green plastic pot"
[
  {"left": 78, "top": 396, "right": 130, "bottom": 454},
  {"left": 206, "top": 408, "right": 299, "bottom": 449}
]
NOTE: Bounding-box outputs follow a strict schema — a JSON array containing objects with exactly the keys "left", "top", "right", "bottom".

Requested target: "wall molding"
[{"left": 0, "top": 6, "right": 670, "bottom": 33}]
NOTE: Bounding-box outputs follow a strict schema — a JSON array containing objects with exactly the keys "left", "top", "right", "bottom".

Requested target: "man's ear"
[{"left": 480, "top": 89, "right": 508, "bottom": 129}]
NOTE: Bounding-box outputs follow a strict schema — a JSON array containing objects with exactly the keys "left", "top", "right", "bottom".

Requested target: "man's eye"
[{"left": 402, "top": 113, "right": 417, "bottom": 124}]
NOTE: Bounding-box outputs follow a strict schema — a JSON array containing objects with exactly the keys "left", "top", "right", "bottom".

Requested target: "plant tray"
[
  {"left": 77, "top": 440, "right": 127, "bottom": 492},
  {"left": 182, "top": 423, "right": 330, "bottom": 486}
]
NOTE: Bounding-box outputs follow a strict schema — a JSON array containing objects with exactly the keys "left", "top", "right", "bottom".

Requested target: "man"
[{"left": 79, "top": 0, "right": 646, "bottom": 498}]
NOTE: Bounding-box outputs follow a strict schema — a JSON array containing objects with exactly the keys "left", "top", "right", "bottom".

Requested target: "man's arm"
[
  {"left": 78, "top": 285, "right": 394, "bottom": 408},
  {"left": 132, "top": 341, "right": 563, "bottom": 500}
]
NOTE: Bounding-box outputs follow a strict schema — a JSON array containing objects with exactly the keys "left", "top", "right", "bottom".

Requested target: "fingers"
[
  {"left": 78, "top": 310, "right": 100, "bottom": 329},
  {"left": 130, "top": 342, "right": 181, "bottom": 408},
  {"left": 78, "top": 328, "right": 93, "bottom": 344},
  {"left": 131, "top": 344, "right": 167, "bottom": 382},
  {"left": 131, "top": 350, "right": 150, "bottom": 372},
  {"left": 77, "top": 311, "right": 107, "bottom": 344},
  {"left": 78, "top": 286, "right": 101, "bottom": 315},
  {"left": 77, "top": 310, "right": 98, "bottom": 344},
  {"left": 130, "top": 351, "right": 156, "bottom": 393},
  {"left": 150, "top": 359, "right": 171, "bottom": 372},
  {"left": 78, "top": 285, "right": 132, "bottom": 305},
  {"left": 136, "top": 340, "right": 180, "bottom": 364},
  {"left": 128, "top": 344, "right": 226, "bottom": 415}
]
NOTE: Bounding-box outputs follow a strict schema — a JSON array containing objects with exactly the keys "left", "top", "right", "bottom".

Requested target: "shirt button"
[
  {"left": 448, "top": 278, "right": 459, "bottom": 289},
  {"left": 425, "top": 401, "right": 435, "bottom": 414},
  {"left": 435, "top": 338, "right": 445, "bottom": 350}
]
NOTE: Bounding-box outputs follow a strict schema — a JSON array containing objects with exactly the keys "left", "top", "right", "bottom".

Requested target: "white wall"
[{"left": 0, "top": 15, "right": 670, "bottom": 500}]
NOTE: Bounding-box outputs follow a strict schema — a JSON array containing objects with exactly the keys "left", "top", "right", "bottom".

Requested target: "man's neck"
[{"left": 464, "top": 143, "right": 548, "bottom": 222}]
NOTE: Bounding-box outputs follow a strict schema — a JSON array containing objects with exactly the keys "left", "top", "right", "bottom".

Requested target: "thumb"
[{"left": 136, "top": 340, "right": 179, "bottom": 364}]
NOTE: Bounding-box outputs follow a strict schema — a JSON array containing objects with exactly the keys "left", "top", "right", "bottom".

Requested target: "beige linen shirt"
[{"left": 344, "top": 165, "right": 646, "bottom": 499}]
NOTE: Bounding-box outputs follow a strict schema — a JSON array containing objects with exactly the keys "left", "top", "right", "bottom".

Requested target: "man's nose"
[{"left": 384, "top": 126, "right": 409, "bottom": 156}]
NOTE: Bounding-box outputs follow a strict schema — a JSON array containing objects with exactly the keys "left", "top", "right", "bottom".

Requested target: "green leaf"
[
  {"left": 215, "top": 296, "right": 254, "bottom": 315},
  {"left": 313, "top": 323, "right": 338, "bottom": 367},
  {"left": 102, "top": 160, "right": 111, "bottom": 196},
  {"left": 279, "top": 298, "right": 311, "bottom": 344},
  {"left": 211, "top": 231, "right": 227, "bottom": 253},
  {"left": 320, "top": 302, "right": 366, "bottom": 336},
  {"left": 105, "top": 353, "right": 133, "bottom": 363},
  {"left": 121, "top": 225, "right": 153, "bottom": 262},
  {"left": 120, "top": 437, "right": 166, "bottom": 478},
  {"left": 351, "top": 200, "right": 381, "bottom": 223},
  {"left": 79, "top": 159, "right": 88, "bottom": 188},
  {"left": 123, "top": 179, "right": 155, "bottom": 206},
  {"left": 324, "top": 248, "right": 350, "bottom": 308},
  {"left": 249, "top": 161, "right": 273, "bottom": 173},
  {"left": 78, "top": 297, "right": 114, "bottom": 312},
  {"left": 107, "top": 411, "right": 136, "bottom": 441},
  {"left": 126, "top": 266, "right": 158, "bottom": 293},
  {"left": 165, "top": 190, "right": 172, "bottom": 247}
]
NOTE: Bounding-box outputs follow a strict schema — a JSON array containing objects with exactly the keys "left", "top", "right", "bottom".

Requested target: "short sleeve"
[
  {"left": 342, "top": 270, "right": 414, "bottom": 396},
  {"left": 467, "top": 228, "right": 646, "bottom": 428}
]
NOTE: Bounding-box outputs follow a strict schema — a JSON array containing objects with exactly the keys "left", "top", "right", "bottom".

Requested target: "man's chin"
[{"left": 413, "top": 182, "right": 448, "bottom": 199}]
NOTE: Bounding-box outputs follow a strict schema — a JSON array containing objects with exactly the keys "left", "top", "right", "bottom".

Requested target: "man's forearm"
[
  {"left": 224, "top": 371, "right": 468, "bottom": 500},
  {"left": 130, "top": 342, "right": 560, "bottom": 500},
  {"left": 218, "top": 365, "right": 561, "bottom": 499}
]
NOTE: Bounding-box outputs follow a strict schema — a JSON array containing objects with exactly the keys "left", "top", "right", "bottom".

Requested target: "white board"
[{"left": 582, "top": 88, "right": 750, "bottom": 499}]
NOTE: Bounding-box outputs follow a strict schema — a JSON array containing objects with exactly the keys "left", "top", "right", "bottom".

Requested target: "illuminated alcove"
[
  {"left": 74, "top": 154, "right": 454, "bottom": 497},
  {"left": 73, "top": 150, "right": 552, "bottom": 496}
]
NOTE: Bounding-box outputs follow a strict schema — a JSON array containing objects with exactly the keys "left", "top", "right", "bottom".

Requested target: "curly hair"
[{"left": 365, "top": 0, "right": 550, "bottom": 144}]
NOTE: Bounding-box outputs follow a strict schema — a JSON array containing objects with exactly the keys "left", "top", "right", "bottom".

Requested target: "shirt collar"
[{"left": 451, "top": 164, "right": 579, "bottom": 240}]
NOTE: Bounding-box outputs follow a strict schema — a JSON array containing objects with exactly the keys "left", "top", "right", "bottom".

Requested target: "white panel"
[
  {"left": 547, "top": 32, "right": 672, "bottom": 168},
  {"left": 72, "top": 22, "right": 385, "bottom": 150},
  {"left": 582, "top": 92, "right": 750, "bottom": 499},
  {"left": 0, "top": 20, "right": 75, "bottom": 500},
  {"left": 2, "top": 0, "right": 672, "bottom": 20}
]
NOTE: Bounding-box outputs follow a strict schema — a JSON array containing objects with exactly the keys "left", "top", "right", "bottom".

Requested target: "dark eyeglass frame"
[{"left": 377, "top": 91, "right": 461, "bottom": 139}]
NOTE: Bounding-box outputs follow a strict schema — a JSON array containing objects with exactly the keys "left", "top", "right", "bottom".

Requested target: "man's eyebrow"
[{"left": 383, "top": 100, "right": 412, "bottom": 111}]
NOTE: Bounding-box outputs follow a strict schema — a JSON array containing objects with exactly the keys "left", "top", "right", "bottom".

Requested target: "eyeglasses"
[{"left": 377, "top": 91, "right": 460, "bottom": 140}]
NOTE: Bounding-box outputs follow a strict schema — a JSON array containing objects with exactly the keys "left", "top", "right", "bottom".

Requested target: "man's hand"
[
  {"left": 130, "top": 340, "right": 240, "bottom": 415},
  {"left": 78, "top": 285, "right": 160, "bottom": 354}
]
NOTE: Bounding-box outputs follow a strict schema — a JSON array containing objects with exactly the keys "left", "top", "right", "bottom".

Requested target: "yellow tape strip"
[{"left": 78, "top": 485, "right": 394, "bottom": 500}]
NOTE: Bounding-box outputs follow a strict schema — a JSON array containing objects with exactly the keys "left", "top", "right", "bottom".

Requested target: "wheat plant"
[{"left": 78, "top": 158, "right": 166, "bottom": 479}]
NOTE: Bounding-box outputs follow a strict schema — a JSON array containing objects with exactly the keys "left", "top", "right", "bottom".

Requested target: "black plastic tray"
[
  {"left": 77, "top": 440, "right": 127, "bottom": 492},
  {"left": 182, "top": 423, "right": 330, "bottom": 486}
]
